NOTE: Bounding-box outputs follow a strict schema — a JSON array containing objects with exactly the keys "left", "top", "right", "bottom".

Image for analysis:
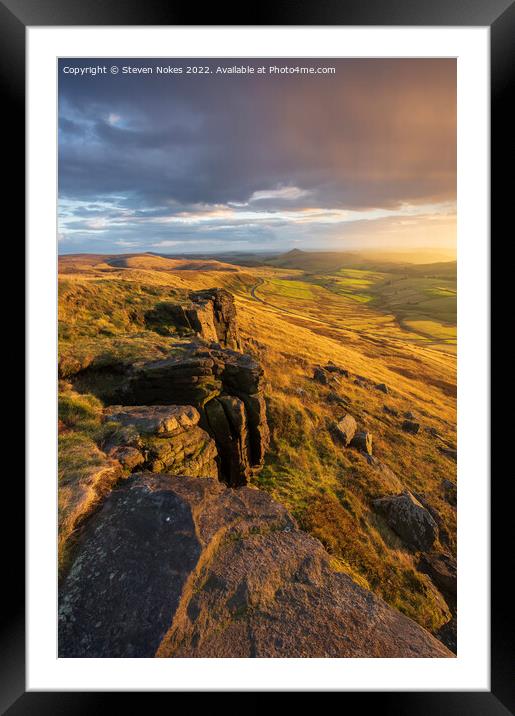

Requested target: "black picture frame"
[{"left": 5, "top": 0, "right": 508, "bottom": 710}]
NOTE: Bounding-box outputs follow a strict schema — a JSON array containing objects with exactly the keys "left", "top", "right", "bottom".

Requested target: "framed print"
[{"left": 3, "top": 0, "right": 509, "bottom": 710}]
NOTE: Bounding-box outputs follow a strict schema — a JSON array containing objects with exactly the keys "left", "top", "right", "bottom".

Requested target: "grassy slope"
[
  {"left": 256, "top": 263, "right": 456, "bottom": 351},
  {"left": 58, "top": 254, "right": 457, "bottom": 633}
]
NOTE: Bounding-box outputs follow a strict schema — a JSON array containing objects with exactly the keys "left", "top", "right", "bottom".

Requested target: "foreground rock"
[
  {"left": 373, "top": 491, "right": 439, "bottom": 551},
  {"left": 59, "top": 474, "right": 452, "bottom": 658}
]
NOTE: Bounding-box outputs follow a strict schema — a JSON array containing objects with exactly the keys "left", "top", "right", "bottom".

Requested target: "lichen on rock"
[{"left": 59, "top": 474, "right": 453, "bottom": 659}]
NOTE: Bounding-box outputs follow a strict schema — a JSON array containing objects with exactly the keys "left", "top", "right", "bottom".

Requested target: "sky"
[{"left": 58, "top": 58, "right": 456, "bottom": 255}]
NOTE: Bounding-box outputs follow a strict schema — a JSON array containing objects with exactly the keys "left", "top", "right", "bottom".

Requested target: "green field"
[{"left": 247, "top": 257, "right": 456, "bottom": 350}]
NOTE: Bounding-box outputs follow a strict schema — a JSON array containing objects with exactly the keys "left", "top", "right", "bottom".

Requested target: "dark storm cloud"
[{"left": 58, "top": 58, "right": 456, "bottom": 252}]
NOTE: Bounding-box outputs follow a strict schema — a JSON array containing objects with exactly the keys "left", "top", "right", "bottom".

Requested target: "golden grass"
[{"left": 57, "top": 254, "right": 457, "bottom": 632}]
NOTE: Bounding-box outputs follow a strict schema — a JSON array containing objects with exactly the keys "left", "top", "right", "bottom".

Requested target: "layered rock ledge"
[
  {"left": 103, "top": 404, "right": 218, "bottom": 479},
  {"left": 116, "top": 346, "right": 269, "bottom": 486}
]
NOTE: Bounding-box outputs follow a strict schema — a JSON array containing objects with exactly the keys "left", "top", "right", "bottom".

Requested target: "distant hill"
[
  {"left": 108, "top": 254, "right": 240, "bottom": 272},
  {"left": 59, "top": 253, "right": 240, "bottom": 273},
  {"left": 143, "top": 247, "right": 456, "bottom": 272},
  {"left": 150, "top": 251, "right": 273, "bottom": 268},
  {"left": 266, "top": 250, "right": 365, "bottom": 272},
  {"left": 265, "top": 249, "right": 456, "bottom": 273}
]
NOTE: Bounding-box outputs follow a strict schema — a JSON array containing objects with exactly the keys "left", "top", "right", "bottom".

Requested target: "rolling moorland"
[{"left": 58, "top": 249, "right": 457, "bottom": 657}]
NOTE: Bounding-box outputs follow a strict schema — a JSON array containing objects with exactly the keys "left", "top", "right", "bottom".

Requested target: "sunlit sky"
[{"left": 58, "top": 59, "right": 456, "bottom": 255}]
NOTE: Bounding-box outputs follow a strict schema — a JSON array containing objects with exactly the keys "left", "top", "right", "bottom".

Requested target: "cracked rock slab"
[{"left": 59, "top": 474, "right": 452, "bottom": 659}]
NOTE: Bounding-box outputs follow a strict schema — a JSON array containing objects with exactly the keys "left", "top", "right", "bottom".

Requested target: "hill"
[
  {"left": 265, "top": 249, "right": 366, "bottom": 272},
  {"left": 58, "top": 251, "right": 457, "bottom": 656},
  {"left": 59, "top": 253, "right": 242, "bottom": 274}
]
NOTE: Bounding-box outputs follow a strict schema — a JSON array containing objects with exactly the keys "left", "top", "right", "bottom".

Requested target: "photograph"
[{"left": 56, "top": 57, "right": 458, "bottom": 659}]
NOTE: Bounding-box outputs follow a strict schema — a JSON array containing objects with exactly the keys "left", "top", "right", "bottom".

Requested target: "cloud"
[
  {"left": 247, "top": 186, "right": 311, "bottom": 203},
  {"left": 58, "top": 58, "right": 456, "bottom": 253}
]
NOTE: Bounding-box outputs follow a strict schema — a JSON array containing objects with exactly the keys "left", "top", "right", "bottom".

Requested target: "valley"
[{"left": 58, "top": 249, "right": 457, "bottom": 657}]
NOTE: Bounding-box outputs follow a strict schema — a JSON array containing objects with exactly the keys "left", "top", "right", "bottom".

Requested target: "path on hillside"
[
  {"left": 249, "top": 278, "right": 319, "bottom": 322},
  {"left": 247, "top": 278, "right": 453, "bottom": 354}
]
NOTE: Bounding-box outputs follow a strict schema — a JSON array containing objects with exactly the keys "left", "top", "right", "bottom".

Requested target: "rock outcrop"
[
  {"left": 61, "top": 289, "right": 267, "bottom": 488},
  {"left": 437, "top": 616, "right": 457, "bottom": 654},
  {"left": 59, "top": 473, "right": 453, "bottom": 659},
  {"left": 163, "top": 288, "right": 241, "bottom": 350},
  {"left": 373, "top": 490, "right": 439, "bottom": 551},
  {"left": 117, "top": 346, "right": 269, "bottom": 486},
  {"left": 204, "top": 395, "right": 252, "bottom": 486},
  {"left": 105, "top": 404, "right": 200, "bottom": 436},
  {"left": 420, "top": 551, "right": 457, "bottom": 654},
  {"left": 126, "top": 350, "right": 223, "bottom": 407},
  {"left": 107, "top": 445, "right": 145, "bottom": 471},
  {"left": 104, "top": 405, "right": 218, "bottom": 479}
]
